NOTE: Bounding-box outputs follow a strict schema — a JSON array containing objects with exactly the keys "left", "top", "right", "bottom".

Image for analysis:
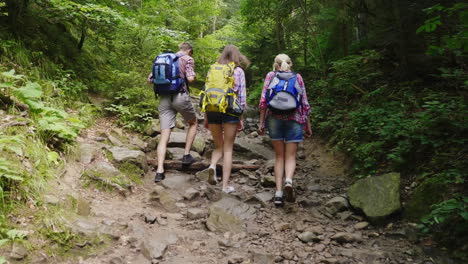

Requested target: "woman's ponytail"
[
  {"left": 280, "top": 60, "right": 289, "bottom": 71},
  {"left": 273, "top": 54, "right": 292, "bottom": 72}
]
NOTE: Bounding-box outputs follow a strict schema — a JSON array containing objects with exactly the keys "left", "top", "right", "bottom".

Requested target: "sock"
[
  {"left": 285, "top": 178, "right": 293, "bottom": 185},
  {"left": 275, "top": 190, "right": 283, "bottom": 197},
  {"left": 209, "top": 165, "right": 217, "bottom": 179}
]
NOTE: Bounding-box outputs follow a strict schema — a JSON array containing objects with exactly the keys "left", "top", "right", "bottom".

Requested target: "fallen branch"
[
  {"left": 0, "top": 121, "right": 28, "bottom": 130},
  {"left": 147, "top": 159, "right": 261, "bottom": 172},
  {"left": 351, "top": 83, "right": 367, "bottom": 94},
  {"left": 0, "top": 94, "right": 29, "bottom": 111}
]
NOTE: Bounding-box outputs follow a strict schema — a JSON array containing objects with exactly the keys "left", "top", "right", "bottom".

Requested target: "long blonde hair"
[
  {"left": 273, "top": 54, "right": 293, "bottom": 71},
  {"left": 217, "top": 45, "right": 251, "bottom": 69}
]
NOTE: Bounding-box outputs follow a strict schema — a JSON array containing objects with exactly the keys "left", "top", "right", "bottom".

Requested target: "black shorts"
[{"left": 206, "top": 112, "right": 240, "bottom": 124}]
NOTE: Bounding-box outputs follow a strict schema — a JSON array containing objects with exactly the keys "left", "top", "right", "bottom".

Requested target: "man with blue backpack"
[{"left": 147, "top": 42, "right": 198, "bottom": 182}]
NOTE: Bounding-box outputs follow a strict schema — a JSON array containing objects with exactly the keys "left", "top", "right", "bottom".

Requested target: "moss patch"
[
  {"left": 404, "top": 179, "right": 448, "bottom": 221},
  {"left": 118, "top": 161, "right": 143, "bottom": 184}
]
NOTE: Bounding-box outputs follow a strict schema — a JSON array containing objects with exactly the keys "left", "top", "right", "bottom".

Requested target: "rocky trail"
[{"left": 12, "top": 105, "right": 456, "bottom": 264}]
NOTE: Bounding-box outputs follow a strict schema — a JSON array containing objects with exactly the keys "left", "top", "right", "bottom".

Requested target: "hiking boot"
[
  {"left": 207, "top": 167, "right": 218, "bottom": 185},
  {"left": 274, "top": 196, "right": 284, "bottom": 207},
  {"left": 284, "top": 179, "right": 295, "bottom": 202},
  {"left": 182, "top": 154, "right": 197, "bottom": 165},
  {"left": 154, "top": 172, "right": 165, "bottom": 183}
]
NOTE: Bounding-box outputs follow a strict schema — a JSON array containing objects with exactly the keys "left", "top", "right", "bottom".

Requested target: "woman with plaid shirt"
[
  {"left": 259, "top": 54, "right": 312, "bottom": 207},
  {"left": 204, "top": 45, "right": 250, "bottom": 194}
]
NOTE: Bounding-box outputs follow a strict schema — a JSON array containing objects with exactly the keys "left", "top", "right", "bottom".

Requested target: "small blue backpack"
[
  {"left": 265, "top": 72, "right": 301, "bottom": 113},
  {"left": 152, "top": 53, "right": 185, "bottom": 95}
]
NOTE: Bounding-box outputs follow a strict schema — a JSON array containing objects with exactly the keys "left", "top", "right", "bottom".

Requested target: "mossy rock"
[
  {"left": 348, "top": 172, "right": 401, "bottom": 222},
  {"left": 404, "top": 179, "right": 448, "bottom": 221}
]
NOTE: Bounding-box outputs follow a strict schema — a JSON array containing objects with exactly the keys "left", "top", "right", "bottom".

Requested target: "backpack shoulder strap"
[{"left": 227, "top": 62, "right": 236, "bottom": 76}]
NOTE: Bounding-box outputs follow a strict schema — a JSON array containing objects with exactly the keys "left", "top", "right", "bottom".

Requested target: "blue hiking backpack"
[
  {"left": 152, "top": 53, "right": 185, "bottom": 95},
  {"left": 265, "top": 72, "right": 301, "bottom": 113}
]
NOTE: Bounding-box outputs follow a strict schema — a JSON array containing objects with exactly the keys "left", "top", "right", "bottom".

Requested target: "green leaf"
[
  {"left": 14, "top": 82, "right": 43, "bottom": 99},
  {"left": 6, "top": 229, "right": 27, "bottom": 239},
  {"left": 0, "top": 82, "right": 13, "bottom": 88},
  {"left": 1, "top": 70, "right": 23, "bottom": 80},
  {"left": 47, "top": 151, "right": 60, "bottom": 165},
  {"left": 0, "top": 239, "right": 8, "bottom": 247}
]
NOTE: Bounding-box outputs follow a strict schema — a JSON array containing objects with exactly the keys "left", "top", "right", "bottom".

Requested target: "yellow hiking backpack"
[{"left": 200, "top": 62, "right": 243, "bottom": 116}]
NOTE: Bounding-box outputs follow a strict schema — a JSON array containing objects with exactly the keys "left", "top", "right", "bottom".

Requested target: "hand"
[
  {"left": 147, "top": 78, "right": 153, "bottom": 84},
  {"left": 304, "top": 126, "right": 312, "bottom": 138},
  {"left": 258, "top": 125, "right": 265, "bottom": 136},
  {"left": 237, "top": 119, "right": 244, "bottom": 132}
]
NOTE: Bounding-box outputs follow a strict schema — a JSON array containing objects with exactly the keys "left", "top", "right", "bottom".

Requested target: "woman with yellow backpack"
[{"left": 200, "top": 45, "right": 250, "bottom": 193}]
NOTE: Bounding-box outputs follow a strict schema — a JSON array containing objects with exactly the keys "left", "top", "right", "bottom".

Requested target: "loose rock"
[
  {"left": 354, "top": 222, "right": 369, "bottom": 230},
  {"left": 298, "top": 231, "right": 317, "bottom": 243},
  {"left": 325, "top": 196, "right": 349, "bottom": 215},
  {"left": 187, "top": 208, "right": 207, "bottom": 220}
]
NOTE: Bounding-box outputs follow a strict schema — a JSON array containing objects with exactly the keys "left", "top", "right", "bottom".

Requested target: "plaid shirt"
[
  {"left": 147, "top": 52, "right": 195, "bottom": 93},
  {"left": 233, "top": 67, "right": 246, "bottom": 110},
  {"left": 259, "top": 71, "right": 311, "bottom": 125}
]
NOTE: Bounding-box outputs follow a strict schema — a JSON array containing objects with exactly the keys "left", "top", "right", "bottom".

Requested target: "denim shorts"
[
  {"left": 206, "top": 112, "right": 240, "bottom": 124},
  {"left": 266, "top": 117, "right": 303, "bottom": 143}
]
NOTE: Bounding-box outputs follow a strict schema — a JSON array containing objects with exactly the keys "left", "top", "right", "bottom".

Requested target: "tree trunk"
[
  {"left": 275, "top": 18, "right": 285, "bottom": 51},
  {"left": 391, "top": 0, "right": 410, "bottom": 78},
  {"left": 5, "top": 0, "right": 30, "bottom": 33},
  {"left": 77, "top": 22, "right": 87, "bottom": 51},
  {"left": 357, "top": 0, "right": 368, "bottom": 42},
  {"left": 303, "top": 38, "right": 308, "bottom": 66},
  {"left": 341, "top": 23, "right": 349, "bottom": 56}
]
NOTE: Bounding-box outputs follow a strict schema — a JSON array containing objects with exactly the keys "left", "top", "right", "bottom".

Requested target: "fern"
[
  {"left": 0, "top": 158, "right": 23, "bottom": 182},
  {"left": 0, "top": 135, "right": 25, "bottom": 156}
]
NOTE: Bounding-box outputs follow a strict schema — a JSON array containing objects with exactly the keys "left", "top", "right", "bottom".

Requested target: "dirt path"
[{"left": 30, "top": 116, "right": 453, "bottom": 264}]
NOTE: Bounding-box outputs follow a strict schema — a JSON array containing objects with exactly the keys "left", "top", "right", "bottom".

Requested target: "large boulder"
[
  {"left": 107, "top": 146, "right": 148, "bottom": 172},
  {"left": 166, "top": 148, "right": 201, "bottom": 160},
  {"left": 234, "top": 137, "right": 273, "bottom": 160},
  {"left": 348, "top": 172, "right": 401, "bottom": 221},
  {"left": 206, "top": 197, "right": 256, "bottom": 233},
  {"left": 141, "top": 230, "right": 178, "bottom": 260},
  {"left": 148, "top": 186, "right": 182, "bottom": 212},
  {"left": 144, "top": 119, "right": 161, "bottom": 136},
  {"left": 156, "top": 132, "right": 205, "bottom": 154},
  {"left": 78, "top": 143, "right": 98, "bottom": 164}
]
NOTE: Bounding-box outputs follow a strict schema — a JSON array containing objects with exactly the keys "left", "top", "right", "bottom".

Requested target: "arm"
[
  {"left": 258, "top": 72, "right": 275, "bottom": 132},
  {"left": 297, "top": 74, "right": 312, "bottom": 137},
  {"left": 147, "top": 72, "right": 153, "bottom": 84},
  {"left": 233, "top": 68, "right": 246, "bottom": 131},
  {"left": 258, "top": 108, "right": 267, "bottom": 135},
  {"left": 185, "top": 56, "right": 196, "bottom": 83}
]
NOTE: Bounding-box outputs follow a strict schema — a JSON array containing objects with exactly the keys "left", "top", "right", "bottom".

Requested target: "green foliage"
[
  {"left": 1, "top": 70, "right": 84, "bottom": 147},
  {"left": 418, "top": 195, "right": 468, "bottom": 256},
  {"left": 420, "top": 196, "right": 468, "bottom": 230},
  {"left": 37, "top": 208, "right": 88, "bottom": 253},
  {"left": 0, "top": 215, "right": 27, "bottom": 251}
]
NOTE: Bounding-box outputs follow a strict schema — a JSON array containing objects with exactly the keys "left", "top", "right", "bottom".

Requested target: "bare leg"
[
  {"left": 221, "top": 123, "right": 238, "bottom": 189},
  {"left": 208, "top": 124, "right": 224, "bottom": 168},
  {"left": 184, "top": 118, "right": 198, "bottom": 155},
  {"left": 272, "top": 140, "right": 285, "bottom": 192},
  {"left": 284, "top": 142, "right": 298, "bottom": 181},
  {"left": 156, "top": 128, "right": 171, "bottom": 173}
]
